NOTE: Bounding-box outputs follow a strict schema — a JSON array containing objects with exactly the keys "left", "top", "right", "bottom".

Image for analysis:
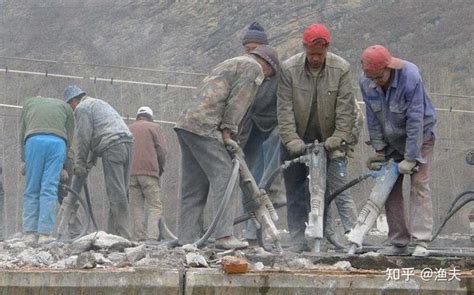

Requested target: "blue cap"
[{"left": 64, "top": 85, "right": 85, "bottom": 103}]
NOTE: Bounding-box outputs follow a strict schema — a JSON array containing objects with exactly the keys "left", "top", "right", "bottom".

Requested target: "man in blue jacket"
[{"left": 360, "top": 45, "right": 437, "bottom": 257}]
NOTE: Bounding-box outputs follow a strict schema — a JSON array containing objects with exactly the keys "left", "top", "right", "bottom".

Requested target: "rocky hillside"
[{"left": 0, "top": 0, "right": 473, "bottom": 236}]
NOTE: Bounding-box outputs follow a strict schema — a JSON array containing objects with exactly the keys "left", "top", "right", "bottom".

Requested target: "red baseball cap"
[
  {"left": 361, "top": 45, "right": 404, "bottom": 75},
  {"left": 303, "top": 24, "right": 330, "bottom": 47}
]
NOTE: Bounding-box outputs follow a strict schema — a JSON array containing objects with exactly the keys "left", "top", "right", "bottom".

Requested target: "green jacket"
[
  {"left": 277, "top": 52, "right": 357, "bottom": 145},
  {"left": 20, "top": 96, "right": 75, "bottom": 161}
]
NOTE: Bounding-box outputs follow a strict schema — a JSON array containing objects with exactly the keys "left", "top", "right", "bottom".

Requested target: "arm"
[
  {"left": 360, "top": 81, "right": 387, "bottom": 152},
  {"left": 277, "top": 67, "right": 299, "bottom": 144},
  {"left": 404, "top": 79, "right": 425, "bottom": 162},
  {"left": 331, "top": 69, "right": 356, "bottom": 142},
  {"left": 19, "top": 106, "right": 27, "bottom": 162},
  {"left": 74, "top": 107, "right": 93, "bottom": 170},
  {"left": 220, "top": 63, "right": 262, "bottom": 136},
  {"left": 65, "top": 106, "right": 75, "bottom": 159}
]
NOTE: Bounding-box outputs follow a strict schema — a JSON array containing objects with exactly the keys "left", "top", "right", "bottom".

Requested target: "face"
[
  {"left": 68, "top": 99, "right": 80, "bottom": 110},
  {"left": 244, "top": 42, "right": 262, "bottom": 53},
  {"left": 365, "top": 67, "right": 391, "bottom": 87},
  {"left": 304, "top": 44, "right": 328, "bottom": 69}
]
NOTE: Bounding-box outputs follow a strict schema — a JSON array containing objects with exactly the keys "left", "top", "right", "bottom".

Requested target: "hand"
[
  {"left": 20, "top": 162, "right": 26, "bottom": 176},
  {"left": 366, "top": 152, "right": 385, "bottom": 170},
  {"left": 285, "top": 138, "right": 306, "bottom": 157},
  {"left": 60, "top": 169, "right": 69, "bottom": 182},
  {"left": 224, "top": 138, "right": 241, "bottom": 154},
  {"left": 74, "top": 166, "right": 88, "bottom": 177},
  {"left": 324, "top": 136, "right": 343, "bottom": 152},
  {"left": 221, "top": 128, "right": 232, "bottom": 141},
  {"left": 398, "top": 159, "right": 417, "bottom": 175}
]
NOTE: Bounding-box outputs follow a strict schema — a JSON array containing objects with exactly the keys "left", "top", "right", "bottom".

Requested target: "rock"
[
  {"left": 221, "top": 256, "right": 248, "bottom": 274},
  {"left": 76, "top": 252, "right": 97, "bottom": 269},
  {"left": 69, "top": 234, "right": 95, "bottom": 254},
  {"left": 182, "top": 244, "right": 197, "bottom": 252},
  {"left": 135, "top": 257, "right": 161, "bottom": 266},
  {"left": 50, "top": 255, "right": 78, "bottom": 269},
  {"left": 252, "top": 261, "right": 265, "bottom": 271},
  {"left": 18, "top": 249, "right": 53, "bottom": 266},
  {"left": 93, "top": 231, "right": 132, "bottom": 251},
  {"left": 186, "top": 252, "right": 208, "bottom": 267},
  {"left": 107, "top": 252, "right": 127, "bottom": 265},
  {"left": 333, "top": 260, "right": 352, "bottom": 271},
  {"left": 361, "top": 251, "right": 382, "bottom": 258},
  {"left": 125, "top": 244, "right": 146, "bottom": 263},
  {"left": 9, "top": 241, "right": 27, "bottom": 250},
  {"left": 47, "top": 244, "right": 66, "bottom": 260},
  {"left": 287, "top": 258, "right": 312, "bottom": 269},
  {"left": 93, "top": 253, "right": 112, "bottom": 265}
]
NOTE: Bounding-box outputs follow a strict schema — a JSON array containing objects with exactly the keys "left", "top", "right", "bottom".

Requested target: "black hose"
[
  {"left": 83, "top": 181, "right": 98, "bottom": 231},
  {"left": 431, "top": 191, "right": 474, "bottom": 241},
  {"left": 62, "top": 184, "right": 91, "bottom": 240}
]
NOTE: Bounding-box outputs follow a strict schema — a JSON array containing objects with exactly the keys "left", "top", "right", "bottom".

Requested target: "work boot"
[
  {"left": 377, "top": 245, "right": 409, "bottom": 256},
  {"left": 38, "top": 234, "right": 55, "bottom": 244},
  {"left": 287, "top": 243, "right": 310, "bottom": 254},
  {"left": 215, "top": 236, "right": 249, "bottom": 250},
  {"left": 22, "top": 232, "right": 37, "bottom": 244},
  {"left": 412, "top": 245, "right": 429, "bottom": 257}
]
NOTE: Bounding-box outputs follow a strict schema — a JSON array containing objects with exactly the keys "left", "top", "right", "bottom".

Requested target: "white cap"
[{"left": 137, "top": 106, "right": 153, "bottom": 118}]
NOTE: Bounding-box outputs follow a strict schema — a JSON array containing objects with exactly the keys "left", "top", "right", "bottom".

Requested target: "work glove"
[
  {"left": 20, "top": 162, "right": 26, "bottom": 176},
  {"left": 398, "top": 159, "right": 417, "bottom": 175},
  {"left": 224, "top": 138, "right": 241, "bottom": 154},
  {"left": 366, "top": 153, "right": 385, "bottom": 170},
  {"left": 74, "top": 166, "right": 88, "bottom": 177},
  {"left": 285, "top": 138, "right": 306, "bottom": 157},
  {"left": 60, "top": 169, "right": 69, "bottom": 182},
  {"left": 324, "top": 136, "right": 343, "bottom": 152}
]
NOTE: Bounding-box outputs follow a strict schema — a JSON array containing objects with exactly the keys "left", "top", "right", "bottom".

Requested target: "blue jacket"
[{"left": 359, "top": 61, "right": 436, "bottom": 162}]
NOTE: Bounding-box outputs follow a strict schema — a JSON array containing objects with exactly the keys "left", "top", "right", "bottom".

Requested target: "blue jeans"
[{"left": 23, "top": 134, "right": 66, "bottom": 235}]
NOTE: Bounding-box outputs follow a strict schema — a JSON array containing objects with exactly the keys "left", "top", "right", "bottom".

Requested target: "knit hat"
[
  {"left": 136, "top": 106, "right": 153, "bottom": 118},
  {"left": 361, "top": 45, "right": 404, "bottom": 76},
  {"left": 64, "top": 85, "right": 85, "bottom": 103},
  {"left": 250, "top": 45, "right": 279, "bottom": 73},
  {"left": 242, "top": 22, "right": 269, "bottom": 45}
]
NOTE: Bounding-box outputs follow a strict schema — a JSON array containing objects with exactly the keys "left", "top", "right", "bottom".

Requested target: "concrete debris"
[
  {"left": 18, "top": 249, "right": 53, "bottom": 266},
  {"left": 186, "top": 252, "right": 209, "bottom": 268},
  {"left": 93, "top": 253, "right": 113, "bottom": 265},
  {"left": 221, "top": 256, "right": 249, "bottom": 274},
  {"left": 361, "top": 251, "right": 382, "bottom": 258},
  {"left": 252, "top": 261, "right": 265, "bottom": 271},
  {"left": 333, "top": 260, "right": 352, "bottom": 271},
  {"left": 76, "top": 252, "right": 97, "bottom": 269},
  {"left": 125, "top": 244, "right": 146, "bottom": 263},
  {"left": 287, "top": 258, "right": 313, "bottom": 269},
  {"left": 50, "top": 256, "right": 78, "bottom": 269},
  {"left": 93, "top": 231, "right": 133, "bottom": 251},
  {"left": 9, "top": 241, "right": 27, "bottom": 250},
  {"left": 69, "top": 234, "right": 95, "bottom": 254},
  {"left": 107, "top": 252, "right": 127, "bottom": 265},
  {"left": 182, "top": 244, "right": 198, "bottom": 252}
]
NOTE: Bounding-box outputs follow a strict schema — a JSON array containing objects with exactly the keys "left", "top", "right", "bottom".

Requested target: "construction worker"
[
  {"left": 20, "top": 96, "right": 74, "bottom": 243},
  {"left": 129, "top": 106, "right": 167, "bottom": 242},
  {"left": 361, "top": 45, "right": 437, "bottom": 257},
  {"left": 277, "top": 24, "right": 359, "bottom": 253},
  {"left": 238, "top": 22, "right": 284, "bottom": 245},
  {"left": 174, "top": 45, "right": 279, "bottom": 249},
  {"left": 63, "top": 85, "right": 133, "bottom": 240}
]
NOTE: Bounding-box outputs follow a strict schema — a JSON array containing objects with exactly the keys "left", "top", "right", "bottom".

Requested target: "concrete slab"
[
  {"left": 0, "top": 268, "right": 181, "bottom": 295},
  {"left": 185, "top": 268, "right": 473, "bottom": 295}
]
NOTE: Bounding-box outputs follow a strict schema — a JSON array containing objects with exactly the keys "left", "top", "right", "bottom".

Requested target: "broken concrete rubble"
[
  {"left": 186, "top": 252, "right": 209, "bottom": 268},
  {"left": 125, "top": 244, "right": 146, "bottom": 263}
]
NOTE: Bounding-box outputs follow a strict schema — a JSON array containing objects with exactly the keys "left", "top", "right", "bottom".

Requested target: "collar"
[{"left": 368, "top": 68, "right": 400, "bottom": 89}]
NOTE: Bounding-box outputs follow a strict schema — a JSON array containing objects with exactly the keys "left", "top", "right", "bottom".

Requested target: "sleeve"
[
  {"left": 65, "top": 106, "right": 75, "bottom": 157},
  {"left": 277, "top": 67, "right": 299, "bottom": 144},
  {"left": 74, "top": 107, "right": 93, "bottom": 169},
  {"left": 404, "top": 79, "right": 425, "bottom": 162},
  {"left": 331, "top": 69, "right": 356, "bottom": 142},
  {"left": 154, "top": 125, "right": 168, "bottom": 173},
  {"left": 219, "top": 64, "right": 261, "bottom": 135},
  {"left": 360, "top": 82, "right": 387, "bottom": 152}
]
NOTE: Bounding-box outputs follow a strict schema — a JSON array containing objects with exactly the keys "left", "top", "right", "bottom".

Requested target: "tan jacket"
[{"left": 277, "top": 52, "right": 357, "bottom": 145}]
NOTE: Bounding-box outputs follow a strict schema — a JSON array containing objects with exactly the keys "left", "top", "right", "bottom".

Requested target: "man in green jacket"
[
  {"left": 277, "top": 24, "right": 359, "bottom": 252},
  {"left": 20, "top": 96, "right": 74, "bottom": 243}
]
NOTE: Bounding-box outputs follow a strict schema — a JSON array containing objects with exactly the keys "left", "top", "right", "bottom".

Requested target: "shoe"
[
  {"left": 377, "top": 245, "right": 409, "bottom": 256},
  {"left": 412, "top": 245, "right": 429, "bottom": 257},
  {"left": 287, "top": 243, "right": 310, "bottom": 254},
  {"left": 23, "top": 232, "right": 37, "bottom": 243},
  {"left": 215, "top": 236, "right": 249, "bottom": 250},
  {"left": 38, "top": 234, "right": 55, "bottom": 244}
]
